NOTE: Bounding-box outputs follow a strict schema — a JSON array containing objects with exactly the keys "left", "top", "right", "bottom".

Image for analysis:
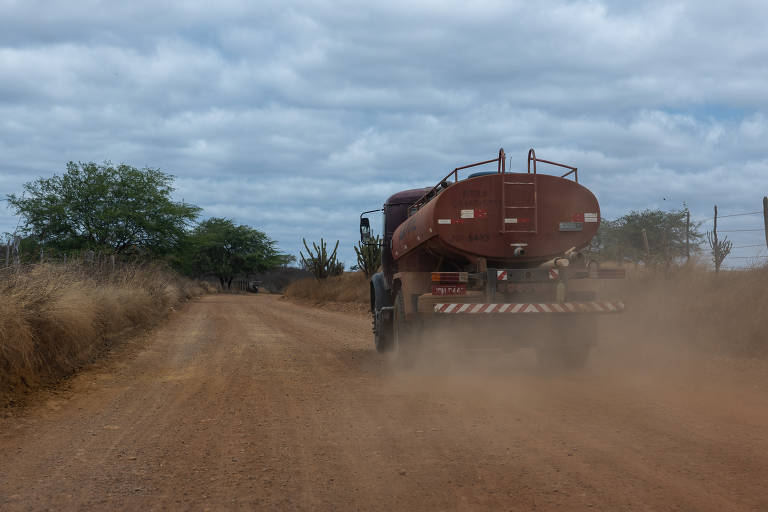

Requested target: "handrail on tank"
[
  {"left": 409, "top": 148, "right": 507, "bottom": 213},
  {"left": 528, "top": 148, "right": 578, "bottom": 182}
]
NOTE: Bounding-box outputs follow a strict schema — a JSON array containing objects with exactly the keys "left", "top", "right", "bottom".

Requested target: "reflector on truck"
[{"left": 433, "top": 301, "right": 625, "bottom": 314}]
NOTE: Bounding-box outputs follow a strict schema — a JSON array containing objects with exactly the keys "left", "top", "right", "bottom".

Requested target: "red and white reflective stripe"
[
  {"left": 548, "top": 269, "right": 559, "bottom": 280},
  {"left": 433, "top": 301, "right": 625, "bottom": 314},
  {"left": 497, "top": 270, "right": 508, "bottom": 281}
]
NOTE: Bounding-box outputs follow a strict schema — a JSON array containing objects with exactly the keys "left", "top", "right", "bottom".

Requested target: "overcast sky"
[{"left": 2, "top": 0, "right": 768, "bottom": 266}]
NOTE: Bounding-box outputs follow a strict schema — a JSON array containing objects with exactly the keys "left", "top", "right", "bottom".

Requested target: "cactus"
[
  {"left": 707, "top": 231, "right": 732, "bottom": 274},
  {"left": 300, "top": 238, "right": 343, "bottom": 279},
  {"left": 354, "top": 236, "right": 382, "bottom": 277}
]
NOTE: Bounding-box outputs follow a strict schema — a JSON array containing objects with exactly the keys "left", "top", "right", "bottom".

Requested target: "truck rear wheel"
[
  {"left": 373, "top": 308, "right": 394, "bottom": 353},
  {"left": 392, "top": 290, "right": 419, "bottom": 362},
  {"left": 536, "top": 316, "right": 596, "bottom": 370},
  {"left": 536, "top": 342, "right": 591, "bottom": 370}
]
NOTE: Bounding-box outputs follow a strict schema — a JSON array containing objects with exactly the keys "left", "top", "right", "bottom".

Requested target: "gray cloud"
[{"left": 2, "top": 0, "right": 768, "bottom": 265}]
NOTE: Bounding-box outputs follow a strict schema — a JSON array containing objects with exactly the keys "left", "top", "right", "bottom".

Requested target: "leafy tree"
[
  {"left": 6, "top": 162, "right": 200, "bottom": 255},
  {"left": 180, "top": 217, "right": 293, "bottom": 289},
  {"left": 591, "top": 208, "right": 702, "bottom": 265}
]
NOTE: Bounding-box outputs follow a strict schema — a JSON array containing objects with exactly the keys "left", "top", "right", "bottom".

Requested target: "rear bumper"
[{"left": 432, "top": 301, "right": 624, "bottom": 314}]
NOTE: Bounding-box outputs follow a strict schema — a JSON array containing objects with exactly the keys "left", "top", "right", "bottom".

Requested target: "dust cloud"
[{"left": 382, "top": 266, "right": 768, "bottom": 419}]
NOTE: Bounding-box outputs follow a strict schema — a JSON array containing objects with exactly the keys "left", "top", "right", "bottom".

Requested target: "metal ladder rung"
[{"left": 501, "top": 173, "right": 538, "bottom": 234}]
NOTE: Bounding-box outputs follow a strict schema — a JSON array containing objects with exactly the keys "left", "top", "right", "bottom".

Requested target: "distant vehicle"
[{"left": 360, "top": 148, "right": 625, "bottom": 368}]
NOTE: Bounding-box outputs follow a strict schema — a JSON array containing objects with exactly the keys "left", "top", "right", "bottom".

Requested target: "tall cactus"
[
  {"left": 300, "top": 238, "right": 343, "bottom": 279},
  {"left": 354, "top": 236, "right": 382, "bottom": 277}
]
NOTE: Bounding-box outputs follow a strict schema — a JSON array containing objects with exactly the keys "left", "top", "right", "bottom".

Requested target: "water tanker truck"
[{"left": 360, "top": 148, "right": 625, "bottom": 368}]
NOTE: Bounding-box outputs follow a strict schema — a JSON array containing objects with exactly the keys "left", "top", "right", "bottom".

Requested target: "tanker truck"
[{"left": 359, "top": 148, "right": 625, "bottom": 369}]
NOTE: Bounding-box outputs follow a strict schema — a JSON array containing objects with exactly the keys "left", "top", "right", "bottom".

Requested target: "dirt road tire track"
[{"left": 2, "top": 294, "right": 768, "bottom": 510}]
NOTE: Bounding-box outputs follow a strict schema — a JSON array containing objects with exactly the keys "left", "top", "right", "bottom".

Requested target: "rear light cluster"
[{"left": 431, "top": 272, "right": 468, "bottom": 284}]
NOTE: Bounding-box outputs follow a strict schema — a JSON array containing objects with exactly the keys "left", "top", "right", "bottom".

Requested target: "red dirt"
[{"left": 1, "top": 294, "right": 768, "bottom": 510}]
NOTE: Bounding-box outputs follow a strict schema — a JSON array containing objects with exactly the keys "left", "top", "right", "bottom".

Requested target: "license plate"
[{"left": 432, "top": 284, "right": 466, "bottom": 296}]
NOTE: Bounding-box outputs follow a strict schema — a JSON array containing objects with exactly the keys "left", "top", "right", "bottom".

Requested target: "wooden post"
[
  {"left": 111, "top": 254, "right": 115, "bottom": 272},
  {"left": 763, "top": 196, "right": 768, "bottom": 250},
  {"left": 12, "top": 236, "right": 20, "bottom": 268},
  {"left": 4, "top": 239, "right": 9, "bottom": 267},
  {"left": 685, "top": 209, "right": 690, "bottom": 262},
  {"left": 713, "top": 205, "right": 720, "bottom": 274},
  {"left": 641, "top": 229, "right": 650, "bottom": 266}
]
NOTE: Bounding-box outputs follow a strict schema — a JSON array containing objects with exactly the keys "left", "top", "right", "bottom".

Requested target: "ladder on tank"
[
  {"left": 501, "top": 177, "right": 537, "bottom": 233},
  {"left": 500, "top": 148, "right": 579, "bottom": 234},
  {"left": 501, "top": 149, "right": 538, "bottom": 234}
]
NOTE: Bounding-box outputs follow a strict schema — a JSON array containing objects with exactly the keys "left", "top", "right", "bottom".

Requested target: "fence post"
[
  {"left": 12, "top": 236, "right": 20, "bottom": 268},
  {"left": 763, "top": 196, "right": 768, "bottom": 250},
  {"left": 685, "top": 208, "right": 690, "bottom": 262},
  {"left": 713, "top": 205, "right": 720, "bottom": 274},
  {"left": 641, "top": 229, "right": 650, "bottom": 266}
]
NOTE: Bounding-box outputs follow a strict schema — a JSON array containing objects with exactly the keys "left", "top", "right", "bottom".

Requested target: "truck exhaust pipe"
[{"left": 539, "top": 257, "right": 570, "bottom": 269}]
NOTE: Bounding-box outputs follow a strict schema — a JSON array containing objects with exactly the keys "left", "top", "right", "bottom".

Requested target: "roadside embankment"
[
  {"left": 283, "top": 272, "right": 369, "bottom": 312},
  {"left": 0, "top": 263, "right": 210, "bottom": 404}
]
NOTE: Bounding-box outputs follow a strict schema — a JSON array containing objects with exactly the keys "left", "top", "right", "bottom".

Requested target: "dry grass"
[
  {"left": 613, "top": 262, "right": 768, "bottom": 357},
  {"left": 0, "top": 263, "right": 207, "bottom": 404},
  {"left": 284, "top": 272, "right": 369, "bottom": 305}
]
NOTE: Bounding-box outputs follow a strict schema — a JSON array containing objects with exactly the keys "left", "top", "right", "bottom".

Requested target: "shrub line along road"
[{"left": 1, "top": 294, "right": 768, "bottom": 510}]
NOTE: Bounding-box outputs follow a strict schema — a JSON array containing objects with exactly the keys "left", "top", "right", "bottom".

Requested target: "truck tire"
[
  {"left": 373, "top": 308, "right": 394, "bottom": 353},
  {"left": 536, "top": 342, "right": 590, "bottom": 370},
  {"left": 392, "top": 290, "right": 419, "bottom": 362},
  {"left": 536, "top": 316, "right": 596, "bottom": 370}
]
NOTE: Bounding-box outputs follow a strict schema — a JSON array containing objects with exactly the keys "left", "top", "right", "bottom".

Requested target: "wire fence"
[{"left": 694, "top": 200, "right": 767, "bottom": 269}]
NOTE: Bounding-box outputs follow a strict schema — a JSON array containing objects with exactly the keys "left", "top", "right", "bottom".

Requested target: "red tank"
[{"left": 391, "top": 150, "right": 599, "bottom": 268}]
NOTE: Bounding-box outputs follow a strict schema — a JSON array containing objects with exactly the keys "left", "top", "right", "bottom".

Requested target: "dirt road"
[{"left": 2, "top": 294, "right": 768, "bottom": 510}]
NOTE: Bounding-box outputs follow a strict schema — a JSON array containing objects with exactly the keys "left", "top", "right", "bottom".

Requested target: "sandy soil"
[{"left": 1, "top": 294, "right": 768, "bottom": 511}]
